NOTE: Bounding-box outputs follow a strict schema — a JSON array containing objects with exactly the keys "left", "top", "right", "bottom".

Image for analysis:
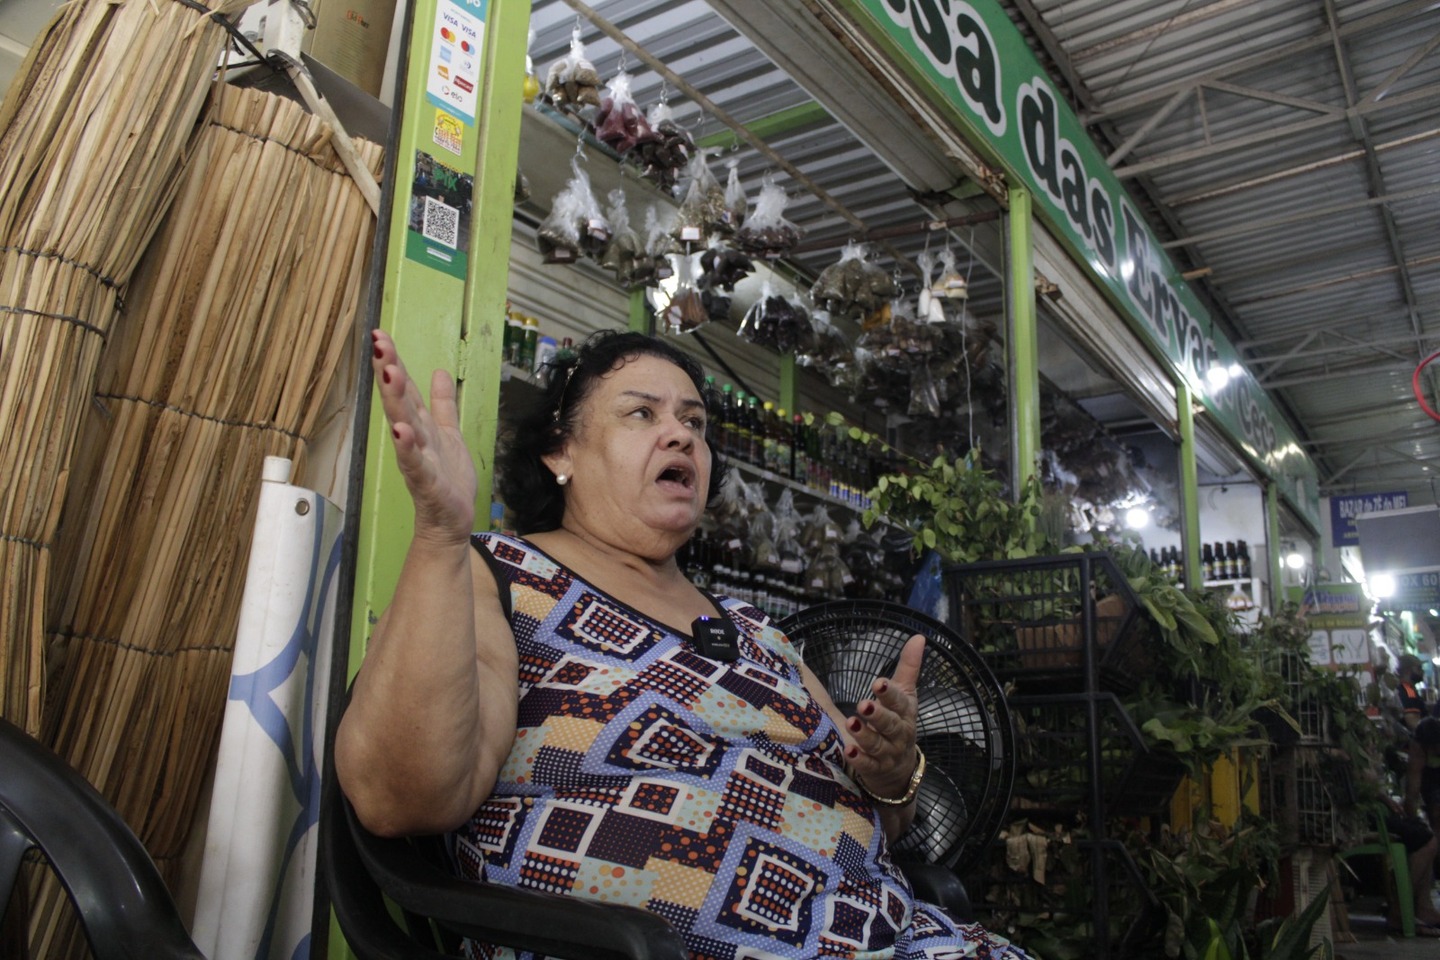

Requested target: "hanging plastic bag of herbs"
[
  {"left": 914, "top": 250, "right": 948, "bottom": 325},
  {"left": 660, "top": 250, "right": 708, "bottom": 335},
  {"left": 723, "top": 160, "right": 748, "bottom": 234},
  {"left": 638, "top": 204, "right": 678, "bottom": 284},
  {"left": 933, "top": 247, "right": 969, "bottom": 301},
  {"left": 697, "top": 237, "right": 754, "bottom": 292},
  {"left": 600, "top": 189, "right": 644, "bottom": 287},
  {"left": 537, "top": 159, "right": 610, "bottom": 263},
  {"left": 775, "top": 294, "right": 815, "bottom": 354},
  {"left": 908, "top": 360, "right": 943, "bottom": 418},
  {"left": 738, "top": 280, "right": 794, "bottom": 350},
  {"left": 633, "top": 100, "right": 693, "bottom": 193},
  {"left": 672, "top": 152, "right": 729, "bottom": 245},
  {"left": 772, "top": 490, "right": 808, "bottom": 577},
  {"left": 594, "top": 71, "right": 656, "bottom": 156},
  {"left": 544, "top": 28, "right": 602, "bottom": 112},
  {"left": 811, "top": 241, "right": 898, "bottom": 318},
  {"left": 796, "top": 309, "right": 853, "bottom": 381},
  {"left": 736, "top": 174, "right": 802, "bottom": 258}
]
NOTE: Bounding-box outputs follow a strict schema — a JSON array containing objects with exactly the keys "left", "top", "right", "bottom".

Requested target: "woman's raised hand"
[
  {"left": 842, "top": 633, "right": 925, "bottom": 801},
  {"left": 370, "top": 329, "right": 477, "bottom": 544}
]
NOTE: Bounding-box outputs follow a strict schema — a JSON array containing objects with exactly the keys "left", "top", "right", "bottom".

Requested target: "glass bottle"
[
  {"left": 761, "top": 401, "right": 778, "bottom": 473},
  {"left": 1237, "top": 540, "right": 1251, "bottom": 579},
  {"left": 1224, "top": 542, "right": 1238, "bottom": 580},
  {"left": 773, "top": 407, "right": 792, "bottom": 480},
  {"left": 790, "top": 413, "right": 807, "bottom": 484},
  {"left": 754, "top": 397, "right": 766, "bottom": 466},
  {"left": 1201, "top": 542, "right": 1215, "bottom": 582},
  {"left": 720, "top": 384, "right": 737, "bottom": 460}
]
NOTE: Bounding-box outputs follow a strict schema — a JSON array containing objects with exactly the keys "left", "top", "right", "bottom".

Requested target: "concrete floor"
[{"left": 1334, "top": 895, "right": 1440, "bottom": 959}]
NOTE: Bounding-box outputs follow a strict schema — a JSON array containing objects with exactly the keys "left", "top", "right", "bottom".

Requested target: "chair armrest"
[
  {"left": 345, "top": 800, "right": 689, "bottom": 960},
  {"left": 897, "top": 861, "right": 971, "bottom": 920}
]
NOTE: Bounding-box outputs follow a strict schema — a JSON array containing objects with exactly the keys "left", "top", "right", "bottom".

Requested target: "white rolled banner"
[{"left": 193, "top": 456, "right": 344, "bottom": 960}]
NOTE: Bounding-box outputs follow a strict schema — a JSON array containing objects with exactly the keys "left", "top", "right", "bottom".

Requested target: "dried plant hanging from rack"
[
  {"left": 0, "top": 0, "right": 254, "bottom": 738},
  {"left": 23, "top": 86, "right": 381, "bottom": 958}
]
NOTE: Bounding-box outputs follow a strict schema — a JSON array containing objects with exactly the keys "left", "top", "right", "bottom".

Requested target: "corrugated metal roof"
[{"left": 519, "top": 0, "right": 1440, "bottom": 502}]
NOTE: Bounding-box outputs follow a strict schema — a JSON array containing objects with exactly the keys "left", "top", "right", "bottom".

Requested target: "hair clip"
[{"left": 552, "top": 361, "right": 579, "bottom": 422}]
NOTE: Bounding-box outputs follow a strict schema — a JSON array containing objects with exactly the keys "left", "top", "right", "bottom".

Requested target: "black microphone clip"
[{"left": 691, "top": 616, "right": 741, "bottom": 662}]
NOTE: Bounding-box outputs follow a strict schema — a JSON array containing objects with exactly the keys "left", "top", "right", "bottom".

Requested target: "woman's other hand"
[
  {"left": 842, "top": 633, "right": 925, "bottom": 800},
  {"left": 372, "top": 329, "right": 477, "bottom": 543}
]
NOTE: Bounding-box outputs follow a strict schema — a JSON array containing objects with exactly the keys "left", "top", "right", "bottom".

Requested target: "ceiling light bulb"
[
  {"left": 1125, "top": 506, "right": 1150, "bottom": 530},
  {"left": 1206, "top": 366, "right": 1230, "bottom": 390},
  {"left": 1285, "top": 552, "right": 1305, "bottom": 570},
  {"left": 1371, "top": 573, "right": 1396, "bottom": 599},
  {"left": 1227, "top": 363, "right": 1243, "bottom": 378}
]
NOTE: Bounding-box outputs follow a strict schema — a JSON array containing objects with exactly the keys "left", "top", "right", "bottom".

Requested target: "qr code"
[{"left": 422, "top": 195, "right": 460, "bottom": 248}]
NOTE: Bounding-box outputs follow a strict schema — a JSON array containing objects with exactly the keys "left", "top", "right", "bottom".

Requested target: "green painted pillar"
[
  {"left": 1266, "top": 482, "right": 1282, "bottom": 614},
  {"left": 629, "top": 287, "right": 651, "bottom": 333},
  {"left": 1007, "top": 187, "right": 1039, "bottom": 492},
  {"left": 349, "top": 0, "right": 529, "bottom": 671},
  {"left": 778, "top": 355, "right": 796, "bottom": 416},
  {"left": 1177, "top": 381, "right": 1202, "bottom": 591}
]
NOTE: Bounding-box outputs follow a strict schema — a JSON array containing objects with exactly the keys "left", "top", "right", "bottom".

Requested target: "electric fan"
[{"left": 778, "top": 599, "right": 1014, "bottom": 876}]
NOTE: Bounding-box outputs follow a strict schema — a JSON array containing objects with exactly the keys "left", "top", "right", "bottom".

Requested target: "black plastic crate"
[
  {"left": 1010, "top": 696, "right": 1184, "bottom": 818},
  {"left": 943, "top": 552, "right": 1151, "bottom": 693}
]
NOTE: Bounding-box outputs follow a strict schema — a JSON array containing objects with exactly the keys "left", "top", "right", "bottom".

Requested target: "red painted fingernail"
[
  {"left": 846, "top": 746, "right": 859, "bottom": 759},
  {"left": 391, "top": 427, "right": 400, "bottom": 440},
  {"left": 862, "top": 703, "right": 875, "bottom": 717},
  {"left": 877, "top": 681, "right": 890, "bottom": 694},
  {"left": 382, "top": 369, "right": 391, "bottom": 384},
  {"left": 373, "top": 344, "right": 383, "bottom": 359},
  {"left": 848, "top": 718, "right": 862, "bottom": 732}
]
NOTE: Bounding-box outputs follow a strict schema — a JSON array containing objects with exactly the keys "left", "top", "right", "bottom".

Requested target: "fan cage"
[
  {"left": 1009, "top": 697, "right": 1185, "bottom": 818},
  {"left": 777, "top": 600, "right": 1014, "bottom": 877},
  {"left": 943, "top": 553, "right": 1152, "bottom": 694}
]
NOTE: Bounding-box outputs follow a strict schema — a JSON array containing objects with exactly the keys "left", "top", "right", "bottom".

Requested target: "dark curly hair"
[{"left": 495, "top": 329, "right": 727, "bottom": 534}]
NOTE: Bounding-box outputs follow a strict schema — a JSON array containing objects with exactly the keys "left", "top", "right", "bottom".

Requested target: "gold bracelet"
[{"left": 856, "top": 747, "right": 926, "bottom": 806}]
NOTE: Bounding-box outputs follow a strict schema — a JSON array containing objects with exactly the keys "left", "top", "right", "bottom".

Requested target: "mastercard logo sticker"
[
  {"left": 440, "top": 26, "right": 455, "bottom": 42},
  {"left": 460, "top": 40, "right": 473, "bottom": 53}
]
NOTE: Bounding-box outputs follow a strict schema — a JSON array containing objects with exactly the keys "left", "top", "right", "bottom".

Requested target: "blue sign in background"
[{"left": 1330, "top": 490, "right": 1408, "bottom": 547}]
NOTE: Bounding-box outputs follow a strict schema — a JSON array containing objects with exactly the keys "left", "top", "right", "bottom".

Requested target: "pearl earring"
[{"left": 556, "top": 473, "right": 569, "bottom": 486}]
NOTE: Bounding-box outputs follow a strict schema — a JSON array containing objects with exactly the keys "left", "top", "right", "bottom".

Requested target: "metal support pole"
[
  {"left": 1177, "top": 381, "right": 1202, "bottom": 590},
  {"left": 1007, "top": 187, "right": 1039, "bottom": 495}
]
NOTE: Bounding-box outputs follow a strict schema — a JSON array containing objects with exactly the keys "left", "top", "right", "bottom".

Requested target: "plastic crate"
[
  {"left": 943, "top": 552, "right": 1151, "bottom": 693},
  {"left": 1010, "top": 696, "right": 1185, "bottom": 818}
]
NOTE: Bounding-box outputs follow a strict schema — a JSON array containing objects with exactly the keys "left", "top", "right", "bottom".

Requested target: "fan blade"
[
  {"left": 806, "top": 634, "right": 900, "bottom": 708},
  {"left": 915, "top": 687, "right": 985, "bottom": 740},
  {"left": 895, "top": 769, "right": 967, "bottom": 863}
]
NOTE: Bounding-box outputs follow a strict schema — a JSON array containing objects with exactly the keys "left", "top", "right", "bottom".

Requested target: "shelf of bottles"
[
  {"left": 705, "top": 377, "right": 901, "bottom": 515},
  {"left": 1147, "top": 541, "right": 1258, "bottom": 613},
  {"left": 676, "top": 379, "right": 912, "bottom": 622}
]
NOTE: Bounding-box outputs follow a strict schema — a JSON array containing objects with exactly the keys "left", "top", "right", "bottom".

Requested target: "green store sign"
[{"left": 840, "top": 0, "right": 1320, "bottom": 528}]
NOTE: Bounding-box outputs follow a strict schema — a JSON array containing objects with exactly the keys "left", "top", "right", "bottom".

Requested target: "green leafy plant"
[{"left": 862, "top": 448, "right": 1054, "bottom": 564}]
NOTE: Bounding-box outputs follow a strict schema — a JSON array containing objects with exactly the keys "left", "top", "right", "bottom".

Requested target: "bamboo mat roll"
[
  {"left": 0, "top": 0, "right": 254, "bottom": 738},
  {"left": 22, "top": 86, "right": 382, "bottom": 956}
]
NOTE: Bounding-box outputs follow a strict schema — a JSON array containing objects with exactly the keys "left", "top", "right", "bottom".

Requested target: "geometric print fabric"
[{"left": 457, "top": 533, "right": 1028, "bottom": 960}]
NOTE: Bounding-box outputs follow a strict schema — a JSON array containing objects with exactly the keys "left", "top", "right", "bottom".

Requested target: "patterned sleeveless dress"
[{"left": 454, "top": 533, "right": 1029, "bottom": 960}]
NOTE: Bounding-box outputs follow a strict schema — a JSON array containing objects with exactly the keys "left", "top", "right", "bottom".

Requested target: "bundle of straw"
[
  {"left": 0, "top": 0, "right": 254, "bottom": 737},
  {"left": 25, "top": 87, "right": 381, "bottom": 957}
]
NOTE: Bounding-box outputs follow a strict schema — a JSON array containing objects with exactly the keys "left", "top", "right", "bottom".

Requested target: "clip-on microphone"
[{"left": 691, "top": 616, "right": 741, "bottom": 662}]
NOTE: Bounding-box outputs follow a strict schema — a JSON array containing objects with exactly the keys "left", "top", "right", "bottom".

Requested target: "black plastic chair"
[
  {"left": 0, "top": 716, "right": 206, "bottom": 960},
  {"left": 322, "top": 776, "right": 971, "bottom": 959},
  {"left": 320, "top": 772, "right": 690, "bottom": 960}
]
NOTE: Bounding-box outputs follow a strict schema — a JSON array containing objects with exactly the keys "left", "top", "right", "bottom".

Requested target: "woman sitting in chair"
[{"left": 336, "top": 329, "right": 1030, "bottom": 959}]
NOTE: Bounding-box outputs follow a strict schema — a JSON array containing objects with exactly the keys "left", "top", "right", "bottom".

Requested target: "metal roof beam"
[
  {"left": 1160, "top": 182, "right": 1440, "bottom": 251},
  {"left": 1326, "top": 0, "right": 1427, "bottom": 361},
  {"left": 1116, "top": 82, "right": 1440, "bottom": 180},
  {"left": 1080, "top": 0, "right": 1439, "bottom": 123},
  {"left": 1260, "top": 356, "right": 1418, "bottom": 389},
  {"left": 1170, "top": 128, "right": 1440, "bottom": 207}
]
